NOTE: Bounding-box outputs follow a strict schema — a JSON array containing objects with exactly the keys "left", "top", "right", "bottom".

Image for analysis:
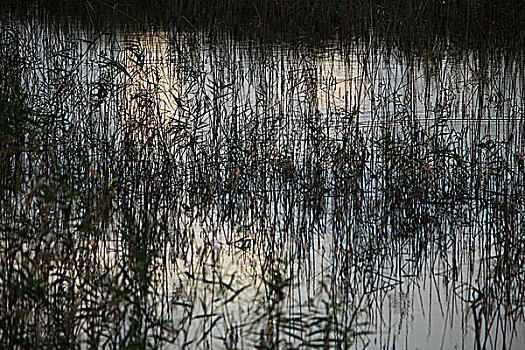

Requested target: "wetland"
[{"left": 1, "top": 1, "right": 525, "bottom": 348}]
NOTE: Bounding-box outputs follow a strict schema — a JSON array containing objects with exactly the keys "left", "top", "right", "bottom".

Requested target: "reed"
[
  {"left": 1, "top": 9, "right": 524, "bottom": 348},
  {"left": 3, "top": 0, "right": 525, "bottom": 45}
]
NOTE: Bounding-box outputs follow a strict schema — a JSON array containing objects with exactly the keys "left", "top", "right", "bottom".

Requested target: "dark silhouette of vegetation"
[{"left": 5, "top": 0, "right": 525, "bottom": 45}]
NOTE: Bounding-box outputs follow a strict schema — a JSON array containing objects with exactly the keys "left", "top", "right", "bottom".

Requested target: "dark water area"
[{"left": 1, "top": 8, "right": 525, "bottom": 349}]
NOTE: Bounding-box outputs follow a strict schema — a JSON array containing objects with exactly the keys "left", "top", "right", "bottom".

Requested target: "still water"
[{"left": 2, "top": 18, "right": 525, "bottom": 348}]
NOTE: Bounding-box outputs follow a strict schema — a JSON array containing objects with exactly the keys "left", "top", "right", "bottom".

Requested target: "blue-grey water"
[{"left": 2, "top": 18, "right": 525, "bottom": 348}]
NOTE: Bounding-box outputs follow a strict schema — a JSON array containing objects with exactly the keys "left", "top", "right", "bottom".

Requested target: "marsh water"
[{"left": 1, "top": 16, "right": 525, "bottom": 349}]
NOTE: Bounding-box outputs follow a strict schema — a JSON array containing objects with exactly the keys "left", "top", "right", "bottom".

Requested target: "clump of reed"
[{"left": 4, "top": 0, "right": 525, "bottom": 47}]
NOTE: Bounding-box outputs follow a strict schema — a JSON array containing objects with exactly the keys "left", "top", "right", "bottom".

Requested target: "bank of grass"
[{"left": 4, "top": 0, "right": 525, "bottom": 45}]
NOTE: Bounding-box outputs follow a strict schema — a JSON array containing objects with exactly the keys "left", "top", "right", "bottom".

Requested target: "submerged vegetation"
[{"left": 1, "top": 1, "right": 525, "bottom": 349}]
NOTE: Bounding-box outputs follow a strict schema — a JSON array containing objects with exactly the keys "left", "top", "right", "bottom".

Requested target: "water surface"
[{"left": 1, "top": 18, "right": 524, "bottom": 349}]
